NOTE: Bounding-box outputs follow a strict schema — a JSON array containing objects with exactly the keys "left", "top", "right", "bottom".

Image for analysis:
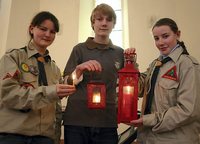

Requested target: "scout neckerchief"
[
  {"left": 34, "top": 53, "right": 50, "bottom": 86},
  {"left": 144, "top": 57, "right": 172, "bottom": 114}
]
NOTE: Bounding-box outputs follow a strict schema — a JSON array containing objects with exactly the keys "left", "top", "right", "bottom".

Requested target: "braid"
[{"left": 178, "top": 41, "right": 189, "bottom": 55}]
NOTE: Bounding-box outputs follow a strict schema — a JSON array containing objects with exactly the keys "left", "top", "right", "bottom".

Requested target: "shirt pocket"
[{"left": 158, "top": 79, "right": 179, "bottom": 108}]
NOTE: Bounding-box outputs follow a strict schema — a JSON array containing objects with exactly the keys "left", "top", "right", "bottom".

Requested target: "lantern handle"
[
  {"left": 124, "top": 52, "right": 137, "bottom": 64},
  {"left": 89, "top": 71, "right": 103, "bottom": 83}
]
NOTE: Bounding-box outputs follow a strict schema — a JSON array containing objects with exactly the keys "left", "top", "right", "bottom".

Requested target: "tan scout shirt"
[
  {"left": 138, "top": 46, "right": 200, "bottom": 144},
  {"left": 0, "top": 43, "right": 62, "bottom": 142}
]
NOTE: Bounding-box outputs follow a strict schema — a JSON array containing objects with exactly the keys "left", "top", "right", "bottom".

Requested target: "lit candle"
[
  {"left": 92, "top": 92, "right": 101, "bottom": 103},
  {"left": 72, "top": 73, "right": 76, "bottom": 86},
  {"left": 122, "top": 85, "right": 134, "bottom": 118},
  {"left": 123, "top": 86, "right": 134, "bottom": 95}
]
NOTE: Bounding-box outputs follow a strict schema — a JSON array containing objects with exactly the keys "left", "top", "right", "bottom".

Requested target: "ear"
[
  {"left": 176, "top": 30, "right": 181, "bottom": 39},
  {"left": 29, "top": 25, "right": 34, "bottom": 34}
]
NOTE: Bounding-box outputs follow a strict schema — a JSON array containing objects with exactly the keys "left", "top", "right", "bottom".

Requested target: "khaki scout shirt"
[
  {"left": 138, "top": 46, "right": 200, "bottom": 144},
  {"left": 0, "top": 43, "right": 62, "bottom": 141}
]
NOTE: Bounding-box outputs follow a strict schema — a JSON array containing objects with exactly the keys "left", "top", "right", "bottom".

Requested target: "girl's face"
[
  {"left": 92, "top": 14, "right": 114, "bottom": 38},
  {"left": 29, "top": 19, "right": 56, "bottom": 53},
  {"left": 152, "top": 25, "right": 180, "bottom": 56}
]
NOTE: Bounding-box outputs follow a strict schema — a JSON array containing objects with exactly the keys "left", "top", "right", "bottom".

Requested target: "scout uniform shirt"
[
  {"left": 138, "top": 46, "right": 200, "bottom": 144},
  {"left": 0, "top": 42, "right": 62, "bottom": 140}
]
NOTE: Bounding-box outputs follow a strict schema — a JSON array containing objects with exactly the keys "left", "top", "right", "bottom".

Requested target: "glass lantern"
[
  {"left": 118, "top": 53, "right": 139, "bottom": 123},
  {"left": 87, "top": 81, "right": 106, "bottom": 109}
]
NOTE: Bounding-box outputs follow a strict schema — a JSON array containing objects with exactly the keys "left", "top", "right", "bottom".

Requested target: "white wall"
[
  {"left": 0, "top": 0, "right": 12, "bottom": 58},
  {"left": 78, "top": 0, "right": 94, "bottom": 43},
  {"left": 176, "top": 0, "right": 200, "bottom": 62},
  {"left": 6, "top": 0, "right": 40, "bottom": 49},
  {"left": 127, "top": 0, "right": 200, "bottom": 71}
]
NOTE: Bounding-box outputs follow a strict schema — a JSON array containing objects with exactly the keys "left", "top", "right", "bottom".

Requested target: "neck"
[
  {"left": 94, "top": 35, "right": 109, "bottom": 44},
  {"left": 33, "top": 43, "right": 47, "bottom": 55}
]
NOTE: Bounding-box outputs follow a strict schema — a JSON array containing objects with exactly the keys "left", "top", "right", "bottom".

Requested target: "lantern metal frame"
[
  {"left": 117, "top": 53, "right": 139, "bottom": 123},
  {"left": 87, "top": 81, "right": 106, "bottom": 109}
]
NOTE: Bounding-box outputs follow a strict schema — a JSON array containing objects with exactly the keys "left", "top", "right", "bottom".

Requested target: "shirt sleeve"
[{"left": 0, "top": 53, "right": 59, "bottom": 110}]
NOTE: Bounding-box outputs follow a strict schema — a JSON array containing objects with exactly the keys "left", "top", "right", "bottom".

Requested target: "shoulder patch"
[{"left": 162, "top": 66, "right": 178, "bottom": 81}]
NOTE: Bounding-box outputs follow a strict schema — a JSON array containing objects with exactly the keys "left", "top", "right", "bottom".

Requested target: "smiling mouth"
[
  {"left": 42, "top": 39, "right": 51, "bottom": 42},
  {"left": 160, "top": 47, "right": 168, "bottom": 51},
  {"left": 100, "top": 29, "right": 108, "bottom": 31}
]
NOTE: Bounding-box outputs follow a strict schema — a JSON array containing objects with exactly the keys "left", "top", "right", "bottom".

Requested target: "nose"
[
  {"left": 45, "top": 30, "right": 51, "bottom": 37},
  {"left": 157, "top": 38, "right": 164, "bottom": 46},
  {"left": 101, "top": 19, "right": 108, "bottom": 25}
]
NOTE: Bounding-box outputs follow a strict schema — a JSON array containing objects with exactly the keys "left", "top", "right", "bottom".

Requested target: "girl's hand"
[{"left": 56, "top": 84, "right": 76, "bottom": 99}]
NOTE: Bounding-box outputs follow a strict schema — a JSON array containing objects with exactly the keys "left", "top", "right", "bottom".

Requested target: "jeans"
[
  {"left": 0, "top": 133, "right": 53, "bottom": 144},
  {"left": 64, "top": 125, "right": 118, "bottom": 144}
]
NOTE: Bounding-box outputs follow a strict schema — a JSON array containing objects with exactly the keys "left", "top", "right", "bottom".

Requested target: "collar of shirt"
[
  {"left": 85, "top": 37, "right": 116, "bottom": 50},
  {"left": 158, "top": 44, "right": 184, "bottom": 63},
  {"left": 27, "top": 41, "right": 51, "bottom": 61},
  {"left": 161, "top": 44, "right": 180, "bottom": 59}
]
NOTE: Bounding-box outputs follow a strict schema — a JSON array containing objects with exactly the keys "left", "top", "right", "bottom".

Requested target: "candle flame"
[
  {"left": 72, "top": 74, "right": 76, "bottom": 80},
  {"left": 123, "top": 86, "right": 134, "bottom": 95},
  {"left": 93, "top": 93, "right": 101, "bottom": 103}
]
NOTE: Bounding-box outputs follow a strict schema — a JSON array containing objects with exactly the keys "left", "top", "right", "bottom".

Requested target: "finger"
[
  {"left": 57, "top": 84, "right": 75, "bottom": 94},
  {"left": 89, "top": 60, "right": 102, "bottom": 71},
  {"left": 93, "top": 60, "right": 102, "bottom": 71}
]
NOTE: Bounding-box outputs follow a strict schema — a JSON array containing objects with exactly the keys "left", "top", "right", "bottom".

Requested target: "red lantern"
[
  {"left": 117, "top": 53, "right": 139, "bottom": 123},
  {"left": 87, "top": 81, "right": 106, "bottom": 109}
]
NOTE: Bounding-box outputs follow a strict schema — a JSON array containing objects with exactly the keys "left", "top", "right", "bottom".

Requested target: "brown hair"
[
  {"left": 29, "top": 11, "right": 59, "bottom": 38},
  {"left": 153, "top": 18, "right": 189, "bottom": 55}
]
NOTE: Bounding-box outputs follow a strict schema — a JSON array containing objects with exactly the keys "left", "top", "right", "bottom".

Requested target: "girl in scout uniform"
[
  {"left": 0, "top": 11, "right": 76, "bottom": 144},
  {"left": 129, "top": 18, "right": 200, "bottom": 144}
]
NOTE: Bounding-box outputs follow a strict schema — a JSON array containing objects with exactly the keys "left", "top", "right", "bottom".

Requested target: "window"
[{"left": 95, "top": 0, "right": 123, "bottom": 48}]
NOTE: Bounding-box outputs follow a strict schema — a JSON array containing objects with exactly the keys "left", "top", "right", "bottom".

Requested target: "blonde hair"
[{"left": 90, "top": 3, "right": 116, "bottom": 28}]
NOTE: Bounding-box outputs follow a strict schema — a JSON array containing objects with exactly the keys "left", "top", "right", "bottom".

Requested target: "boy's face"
[{"left": 92, "top": 14, "right": 115, "bottom": 38}]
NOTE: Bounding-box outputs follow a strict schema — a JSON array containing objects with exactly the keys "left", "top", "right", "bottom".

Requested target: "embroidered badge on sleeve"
[
  {"left": 3, "top": 73, "right": 12, "bottom": 80},
  {"left": 3, "top": 70, "right": 20, "bottom": 80},
  {"left": 162, "top": 66, "right": 178, "bottom": 81}
]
